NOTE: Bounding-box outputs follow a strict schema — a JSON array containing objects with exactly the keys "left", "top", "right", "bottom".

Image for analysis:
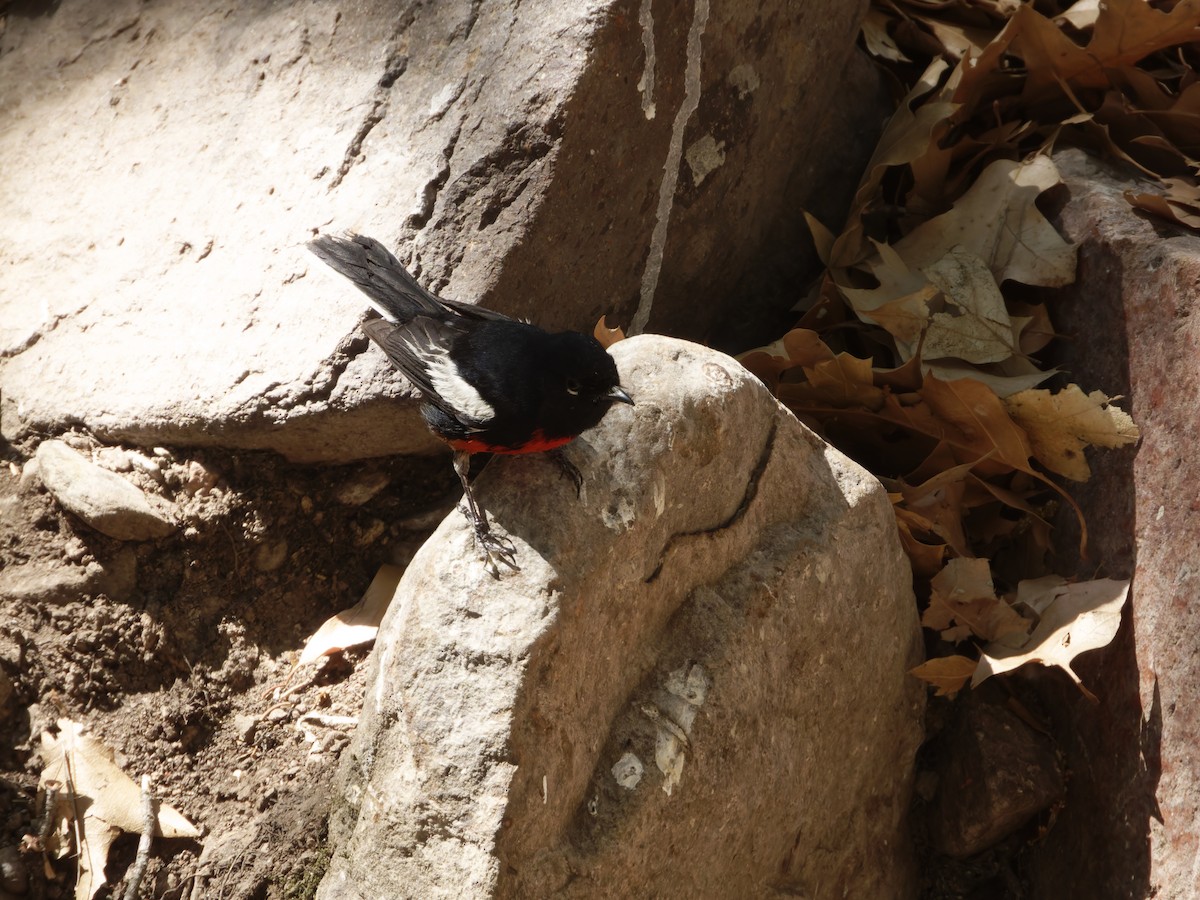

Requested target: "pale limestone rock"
[
  {"left": 35, "top": 440, "right": 175, "bottom": 541},
  {"left": 0, "top": 0, "right": 881, "bottom": 463},
  {"left": 319, "top": 336, "right": 924, "bottom": 899}
]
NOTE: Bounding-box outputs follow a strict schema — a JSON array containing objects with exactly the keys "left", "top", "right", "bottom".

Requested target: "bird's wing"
[{"left": 360, "top": 317, "right": 493, "bottom": 430}]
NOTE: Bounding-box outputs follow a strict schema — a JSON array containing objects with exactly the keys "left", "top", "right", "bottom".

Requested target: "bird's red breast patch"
[{"left": 447, "top": 430, "right": 575, "bottom": 455}]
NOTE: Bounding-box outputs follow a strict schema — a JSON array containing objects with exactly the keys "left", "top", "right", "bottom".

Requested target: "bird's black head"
[{"left": 537, "top": 332, "right": 633, "bottom": 440}]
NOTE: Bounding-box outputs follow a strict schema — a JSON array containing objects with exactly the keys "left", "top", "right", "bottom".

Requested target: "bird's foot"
[
  {"left": 477, "top": 528, "right": 520, "bottom": 578},
  {"left": 547, "top": 449, "right": 583, "bottom": 498},
  {"left": 462, "top": 510, "right": 520, "bottom": 578}
]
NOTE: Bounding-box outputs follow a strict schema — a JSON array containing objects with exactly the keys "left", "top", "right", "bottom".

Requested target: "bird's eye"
[{"left": 565, "top": 377, "right": 582, "bottom": 396}]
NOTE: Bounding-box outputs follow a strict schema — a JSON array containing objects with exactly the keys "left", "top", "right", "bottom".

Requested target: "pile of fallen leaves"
[{"left": 743, "top": 0, "right": 1200, "bottom": 698}]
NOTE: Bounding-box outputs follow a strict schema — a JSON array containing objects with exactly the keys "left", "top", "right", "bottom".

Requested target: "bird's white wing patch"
[{"left": 425, "top": 351, "right": 496, "bottom": 423}]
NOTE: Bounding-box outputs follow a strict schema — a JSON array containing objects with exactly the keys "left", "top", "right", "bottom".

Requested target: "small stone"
[
  {"left": 254, "top": 539, "right": 289, "bottom": 573},
  {"left": 182, "top": 460, "right": 220, "bottom": 495},
  {"left": 334, "top": 468, "right": 392, "bottom": 506},
  {"left": 0, "top": 562, "right": 95, "bottom": 604},
  {"left": 62, "top": 537, "right": 87, "bottom": 564},
  {"left": 234, "top": 714, "right": 260, "bottom": 744},
  {"left": 930, "top": 700, "right": 1064, "bottom": 858},
  {"left": 35, "top": 440, "right": 176, "bottom": 540},
  {"left": 126, "top": 450, "right": 165, "bottom": 481},
  {"left": 0, "top": 843, "right": 28, "bottom": 894},
  {"left": 17, "top": 458, "right": 40, "bottom": 494},
  {"left": 92, "top": 446, "right": 133, "bottom": 472}
]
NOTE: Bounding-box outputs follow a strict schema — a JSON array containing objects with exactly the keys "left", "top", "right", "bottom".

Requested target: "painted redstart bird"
[{"left": 309, "top": 233, "right": 633, "bottom": 574}]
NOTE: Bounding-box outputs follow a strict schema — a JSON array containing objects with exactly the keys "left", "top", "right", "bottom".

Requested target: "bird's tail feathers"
[{"left": 308, "top": 233, "right": 444, "bottom": 323}]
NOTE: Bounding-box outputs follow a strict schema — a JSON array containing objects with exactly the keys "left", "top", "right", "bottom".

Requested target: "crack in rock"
[{"left": 644, "top": 416, "right": 777, "bottom": 584}]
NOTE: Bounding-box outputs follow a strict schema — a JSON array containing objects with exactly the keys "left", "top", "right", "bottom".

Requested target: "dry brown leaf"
[
  {"left": 920, "top": 375, "right": 1033, "bottom": 472},
  {"left": 299, "top": 564, "right": 404, "bottom": 665},
  {"left": 1013, "top": 574, "right": 1070, "bottom": 617},
  {"left": 973, "top": 578, "right": 1131, "bottom": 700},
  {"left": 831, "top": 58, "right": 959, "bottom": 268},
  {"left": 1126, "top": 178, "right": 1200, "bottom": 229},
  {"left": 910, "top": 655, "right": 978, "bottom": 697},
  {"left": 893, "top": 156, "right": 1077, "bottom": 289},
  {"left": 1055, "top": 0, "right": 1100, "bottom": 31},
  {"left": 894, "top": 503, "right": 950, "bottom": 577},
  {"left": 899, "top": 460, "right": 980, "bottom": 558},
  {"left": 593, "top": 316, "right": 626, "bottom": 349},
  {"left": 803, "top": 211, "right": 838, "bottom": 267},
  {"left": 923, "top": 357, "right": 1055, "bottom": 398},
  {"left": 922, "top": 247, "right": 1018, "bottom": 363},
  {"left": 862, "top": 9, "right": 912, "bottom": 63},
  {"left": 40, "top": 719, "right": 200, "bottom": 900},
  {"left": 1005, "top": 384, "right": 1139, "bottom": 481},
  {"left": 923, "top": 557, "right": 1031, "bottom": 642},
  {"left": 912, "top": 13, "right": 996, "bottom": 61},
  {"left": 1012, "top": 301, "right": 1056, "bottom": 354}
]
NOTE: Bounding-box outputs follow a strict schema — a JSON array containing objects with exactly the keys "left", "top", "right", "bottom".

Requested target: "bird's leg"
[
  {"left": 546, "top": 448, "right": 583, "bottom": 498},
  {"left": 453, "top": 451, "right": 519, "bottom": 576}
]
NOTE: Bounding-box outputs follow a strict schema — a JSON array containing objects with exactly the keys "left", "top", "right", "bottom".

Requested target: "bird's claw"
[
  {"left": 475, "top": 526, "right": 520, "bottom": 578},
  {"left": 547, "top": 449, "right": 583, "bottom": 498}
]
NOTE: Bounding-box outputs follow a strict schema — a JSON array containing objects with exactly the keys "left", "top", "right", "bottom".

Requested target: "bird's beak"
[{"left": 608, "top": 385, "right": 634, "bottom": 405}]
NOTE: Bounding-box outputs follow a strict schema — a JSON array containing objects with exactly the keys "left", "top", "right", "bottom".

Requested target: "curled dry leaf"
[
  {"left": 1005, "top": 384, "right": 1139, "bottom": 481},
  {"left": 910, "top": 655, "right": 977, "bottom": 698},
  {"left": 973, "top": 578, "right": 1131, "bottom": 701},
  {"left": 298, "top": 564, "right": 404, "bottom": 665},
  {"left": 1126, "top": 180, "right": 1200, "bottom": 230},
  {"left": 922, "top": 557, "right": 1031, "bottom": 643},
  {"left": 593, "top": 316, "right": 626, "bottom": 349},
  {"left": 39, "top": 719, "right": 200, "bottom": 900}
]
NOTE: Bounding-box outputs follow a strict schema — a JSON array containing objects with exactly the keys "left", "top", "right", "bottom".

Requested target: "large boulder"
[
  {"left": 0, "top": 0, "right": 880, "bottom": 462},
  {"left": 1018, "top": 150, "right": 1200, "bottom": 900},
  {"left": 318, "top": 336, "right": 924, "bottom": 899}
]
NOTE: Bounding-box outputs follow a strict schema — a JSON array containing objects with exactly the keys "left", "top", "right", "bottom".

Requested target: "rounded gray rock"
[
  {"left": 35, "top": 440, "right": 176, "bottom": 541},
  {"left": 320, "top": 335, "right": 924, "bottom": 899}
]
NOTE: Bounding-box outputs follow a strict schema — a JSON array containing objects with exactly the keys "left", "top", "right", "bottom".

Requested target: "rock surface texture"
[
  {"left": 0, "top": 0, "right": 876, "bottom": 462},
  {"left": 1020, "top": 150, "right": 1200, "bottom": 900},
  {"left": 318, "top": 336, "right": 925, "bottom": 899}
]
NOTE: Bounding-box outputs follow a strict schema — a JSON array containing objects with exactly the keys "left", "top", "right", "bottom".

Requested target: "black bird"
[{"left": 309, "top": 233, "right": 633, "bottom": 573}]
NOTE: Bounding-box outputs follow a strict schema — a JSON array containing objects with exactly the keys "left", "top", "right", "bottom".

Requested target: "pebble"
[
  {"left": 0, "top": 562, "right": 94, "bottom": 605},
  {"left": 334, "top": 468, "right": 392, "bottom": 506},
  {"left": 92, "top": 447, "right": 133, "bottom": 472},
  {"left": 35, "top": 440, "right": 176, "bottom": 541},
  {"left": 253, "top": 539, "right": 289, "bottom": 573},
  {"left": 0, "top": 844, "right": 27, "bottom": 894}
]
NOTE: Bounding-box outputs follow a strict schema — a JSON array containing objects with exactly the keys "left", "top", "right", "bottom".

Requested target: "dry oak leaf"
[
  {"left": 299, "top": 564, "right": 404, "bottom": 665},
  {"left": 1013, "top": 0, "right": 1200, "bottom": 105},
  {"left": 1126, "top": 178, "right": 1200, "bottom": 231},
  {"left": 831, "top": 57, "right": 959, "bottom": 268},
  {"left": 891, "top": 156, "right": 1077, "bottom": 290},
  {"left": 910, "top": 655, "right": 977, "bottom": 698},
  {"left": 923, "top": 557, "right": 1031, "bottom": 643},
  {"left": 973, "top": 578, "right": 1131, "bottom": 701},
  {"left": 921, "top": 246, "right": 1019, "bottom": 364},
  {"left": 920, "top": 375, "right": 1034, "bottom": 473},
  {"left": 40, "top": 719, "right": 200, "bottom": 900},
  {"left": 1004, "top": 384, "right": 1139, "bottom": 481},
  {"left": 593, "top": 316, "right": 626, "bottom": 349}
]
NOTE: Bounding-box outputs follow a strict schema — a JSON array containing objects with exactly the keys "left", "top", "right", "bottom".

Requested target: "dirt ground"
[{"left": 0, "top": 433, "right": 455, "bottom": 900}]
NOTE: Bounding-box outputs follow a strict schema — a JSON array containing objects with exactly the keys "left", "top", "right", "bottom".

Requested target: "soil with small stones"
[{"left": 0, "top": 434, "right": 455, "bottom": 900}]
